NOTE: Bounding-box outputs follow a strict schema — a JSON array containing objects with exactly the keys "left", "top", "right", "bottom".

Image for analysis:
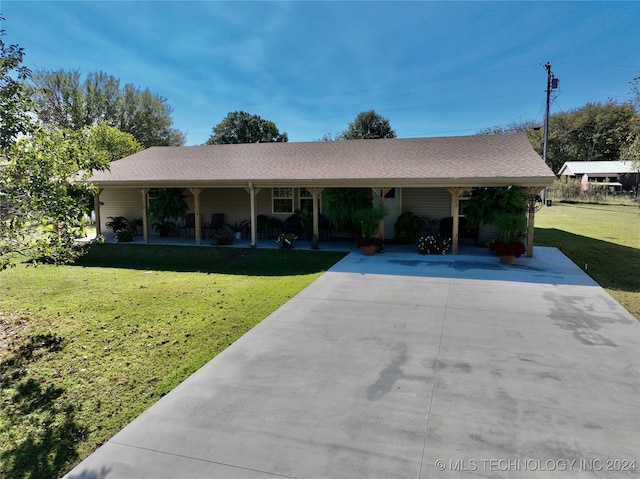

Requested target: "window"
[
  {"left": 272, "top": 187, "right": 293, "bottom": 214},
  {"left": 299, "top": 188, "right": 314, "bottom": 213}
]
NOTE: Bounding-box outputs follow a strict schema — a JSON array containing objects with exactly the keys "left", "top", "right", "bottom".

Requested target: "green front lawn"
[{"left": 0, "top": 245, "right": 346, "bottom": 479}]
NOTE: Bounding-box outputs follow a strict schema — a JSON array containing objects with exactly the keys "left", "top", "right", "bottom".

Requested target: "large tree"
[
  {"left": 206, "top": 111, "right": 288, "bottom": 144},
  {"left": 85, "top": 121, "right": 143, "bottom": 162},
  {"left": 0, "top": 26, "right": 110, "bottom": 270},
  {"left": 480, "top": 101, "right": 637, "bottom": 174},
  {"left": 31, "top": 69, "right": 186, "bottom": 147},
  {"left": 477, "top": 119, "right": 540, "bottom": 136},
  {"left": 0, "top": 20, "right": 33, "bottom": 149},
  {"left": 537, "top": 101, "right": 636, "bottom": 173},
  {"left": 1, "top": 126, "right": 110, "bottom": 270},
  {"left": 339, "top": 110, "right": 396, "bottom": 140},
  {"left": 621, "top": 76, "right": 640, "bottom": 170}
]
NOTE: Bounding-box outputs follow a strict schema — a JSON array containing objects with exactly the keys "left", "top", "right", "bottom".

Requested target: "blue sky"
[{"left": 2, "top": 1, "right": 638, "bottom": 145}]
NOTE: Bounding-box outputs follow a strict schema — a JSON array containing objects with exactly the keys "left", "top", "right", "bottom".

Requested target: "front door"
[{"left": 373, "top": 187, "right": 402, "bottom": 239}]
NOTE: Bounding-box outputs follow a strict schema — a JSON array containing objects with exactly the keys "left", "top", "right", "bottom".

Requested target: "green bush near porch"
[{"left": 0, "top": 246, "right": 346, "bottom": 479}]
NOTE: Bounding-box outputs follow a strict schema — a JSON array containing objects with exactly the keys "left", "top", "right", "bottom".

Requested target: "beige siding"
[
  {"left": 99, "top": 189, "right": 144, "bottom": 234},
  {"left": 197, "top": 188, "right": 253, "bottom": 226},
  {"left": 99, "top": 187, "right": 314, "bottom": 235},
  {"left": 402, "top": 188, "right": 451, "bottom": 220}
]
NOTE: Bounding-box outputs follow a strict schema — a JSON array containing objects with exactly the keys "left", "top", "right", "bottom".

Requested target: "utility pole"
[{"left": 543, "top": 62, "right": 559, "bottom": 166}]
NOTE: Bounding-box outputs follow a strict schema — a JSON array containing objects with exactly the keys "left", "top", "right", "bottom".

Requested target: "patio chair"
[
  {"left": 208, "top": 213, "right": 225, "bottom": 236},
  {"left": 282, "top": 215, "right": 303, "bottom": 236},
  {"left": 181, "top": 213, "right": 197, "bottom": 237},
  {"left": 256, "top": 215, "right": 269, "bottom": 239},
  {"left": 266, "top": 216, "right": 282, "bottom": 238},
  {"left": 439, "top": 216, "right": 479, "bottom": 245}
]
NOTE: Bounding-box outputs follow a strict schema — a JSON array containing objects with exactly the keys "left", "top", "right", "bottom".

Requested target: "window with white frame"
[{"left": 272, "top": 187, "right": 294, "bottom": 214}]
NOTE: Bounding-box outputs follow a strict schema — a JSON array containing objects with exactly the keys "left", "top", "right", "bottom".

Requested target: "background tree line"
[
  {"left": 479, "top": 81, "right": 639, "bottom": 174},
  {"left": 31, "top": 69, "right": 185, "bottom": 147}
]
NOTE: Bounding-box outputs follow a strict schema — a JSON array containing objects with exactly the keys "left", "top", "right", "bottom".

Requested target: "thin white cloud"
[{"left": 2, "top": 0, "right": 638, "bottom": 145}]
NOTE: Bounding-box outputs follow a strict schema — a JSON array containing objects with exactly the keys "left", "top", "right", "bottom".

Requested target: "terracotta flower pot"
[
  {"left": 362, "top": 245, "right": 376, "bottom": 256},
  {"left": 499, "top": 255, "right": 516, "bottom": 265}
]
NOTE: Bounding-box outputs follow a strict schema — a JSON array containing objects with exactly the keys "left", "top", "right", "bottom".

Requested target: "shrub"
[
  {"left": 212, "top": 231, "right": 234, "bottom": 245},
  {"left": 115, "top": 229, "right": 134, "bottom": 242},
  {"left": 394, "top": 211, "right": 426, "bottom": 243}
]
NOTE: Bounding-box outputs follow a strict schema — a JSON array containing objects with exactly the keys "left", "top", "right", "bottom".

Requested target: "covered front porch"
[{"left": 93, "top": 185, "right": 546, "bottom": 257}]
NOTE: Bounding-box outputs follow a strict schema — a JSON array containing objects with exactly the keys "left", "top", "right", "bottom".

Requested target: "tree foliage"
[
  {"left": 1, "top": 127, "right": 110, "bottom": 269},
  {"left": 339, "top": 110, "right": 396, "bottom": 140},
  {"left": 206, "top": 111, "right": 288, "bottom": 144},
  {"left": 31, "top": 69, "right": 186, "bottom": 147},
  {"left": 477, "top": 119, "right": 540, "bottom": 136},
  {"left": 480, "top": 99, "right": 638, "bottom": 174},
  {"left": 533, "top": 101, "right": 635, "bottom": 173},
  {"left": 620, "top": 76, "right": 640, "bottom": 170},
  {"left": 0, "top": 24, "right": 111, "bottom": 270},
  {"left": 0, "top": 20, "right": 34, "bottom": 149},
  {"left": 85, "top": 121, "right": 143, "bottom": 162}
]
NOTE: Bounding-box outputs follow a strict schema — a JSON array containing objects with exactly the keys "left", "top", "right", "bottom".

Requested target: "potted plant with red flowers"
[
  {"left": 462, "top": 186, "right": 528, "bottom": 264},
  {"left": 489, "top": 211, "right": 527, "bottom": 264}
]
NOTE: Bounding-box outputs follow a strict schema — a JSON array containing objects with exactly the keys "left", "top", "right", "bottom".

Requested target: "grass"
[
  {"left": 0, "top": 245, "right": 346, "bottom": 479},
  {"left": 534, "top": 201, "right": 640, "bottom": 319}
]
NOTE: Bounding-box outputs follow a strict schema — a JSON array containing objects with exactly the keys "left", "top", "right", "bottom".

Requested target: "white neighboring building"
[{"left": 558, "top": 161, "right": 638, "bottom": 190}]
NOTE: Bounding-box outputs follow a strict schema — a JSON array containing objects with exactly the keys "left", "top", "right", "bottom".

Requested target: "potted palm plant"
[
  {"left": 353, "top": 206, "right": 387, "bottom": 256},
  {"left": 105, "top": 216, "right": 134, "bottom": 242},
  {"left": 226, "top": 220, "right": 249, "bottom": 240}
]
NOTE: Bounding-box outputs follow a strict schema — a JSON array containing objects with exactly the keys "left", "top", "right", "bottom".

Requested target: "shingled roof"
[{"left": 89, "top": 133, "right": 556, "bottom": 188}]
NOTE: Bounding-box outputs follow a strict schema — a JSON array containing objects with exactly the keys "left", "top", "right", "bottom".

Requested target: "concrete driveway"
[{"left": 65, "top": 247, "right": 639, "bottom": 479}]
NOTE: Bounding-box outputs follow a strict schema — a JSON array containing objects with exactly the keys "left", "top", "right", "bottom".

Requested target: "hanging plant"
[
  {"left": 148, "top": 188, "right": 188, "bottom": 225},
  {"left": 323, "top": 189, "right": 370, "bottom": 239}
]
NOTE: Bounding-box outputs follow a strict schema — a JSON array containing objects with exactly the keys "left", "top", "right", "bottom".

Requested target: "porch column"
[
  {"left": 525, "top": 187, "right": 543, "bottom": 258},
  {"left": 141, "top": 188, "right": 150, "bottom": 244},
  {"left": 307, "top": 187, "right": 325, "bottom": 239},
  {"left": 376, "top": 187, "right": 392, "bottom": 251},
  {"left": 93, "top": 188, "right": 103, "bottom": 236},
  {"left": 189, "top": 188, "right": 203, "bottom": 245},
  {"left": 447, "top": 187, "right": 468, "bottom": 255},
  {"left": 246, "top": 183, "right": 260, "bottom": 247}
]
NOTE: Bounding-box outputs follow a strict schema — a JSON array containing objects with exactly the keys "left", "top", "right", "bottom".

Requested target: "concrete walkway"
[{"left": 65, "top": 247, "right": 639, "bottom": 479}]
